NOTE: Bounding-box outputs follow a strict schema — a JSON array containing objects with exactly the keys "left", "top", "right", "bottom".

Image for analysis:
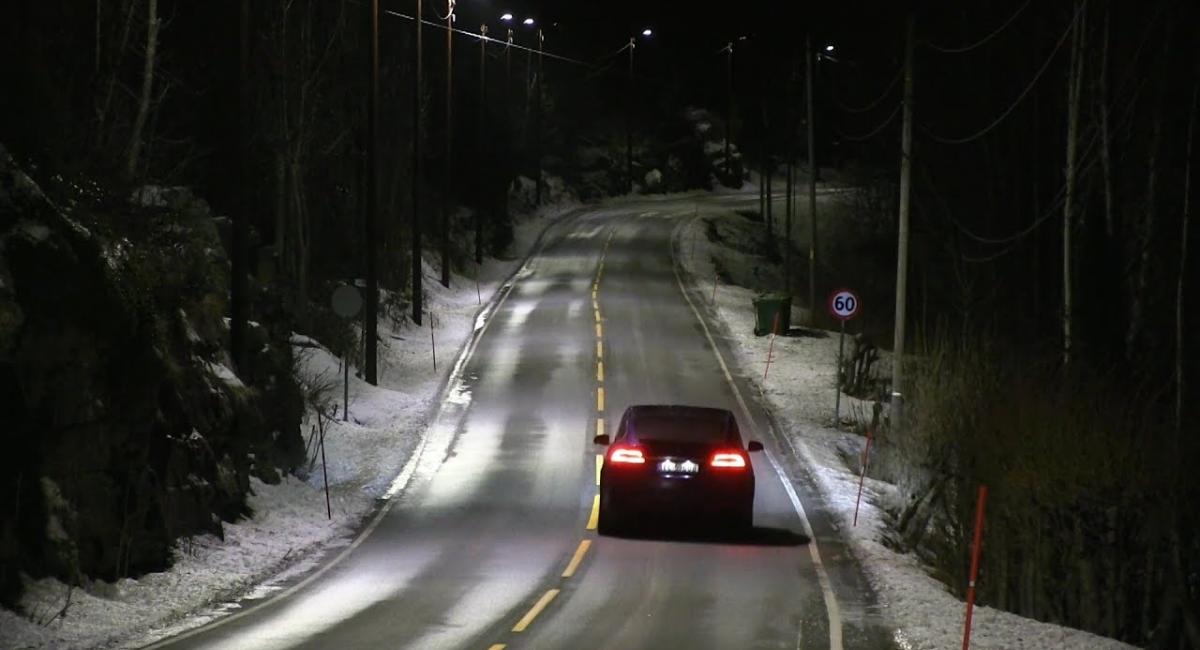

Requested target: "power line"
[
  {"left": 832, "top": 69, "right": 901, "bottom": 114},
  {"left": 835, "top": 101, "right": 902, "bottom": 142},
  {"left": 922, "top": 0, "right": 1032, "bottom": 54},
  {"left": 379, "top": 6, "right": 597, "bottom": 68},
  {"left": 919, "top": 2, "right": 1082, "bottom": 146}
]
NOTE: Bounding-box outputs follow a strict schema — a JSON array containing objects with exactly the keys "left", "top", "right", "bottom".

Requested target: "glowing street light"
[
  {"left": 642, "top": 28, "right": 653, "bottom": 37},
  {"left": 825, "top": 44, "right": 835, "bottom": 52},
  {"left": 500, "top": 12, "right": 513, "bottom": 22},
  {"left": 523, "top": 17, "right": 535, "bottom": 26}
]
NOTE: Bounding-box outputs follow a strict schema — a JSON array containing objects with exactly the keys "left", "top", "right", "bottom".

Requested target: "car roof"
[{"left": 622, "top": 405, "right": 739, "bottom": 444}]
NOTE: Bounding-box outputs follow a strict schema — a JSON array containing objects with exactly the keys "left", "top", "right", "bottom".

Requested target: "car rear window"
[{"left": 630, "top": 414, "right": 730, "bottom": 443}]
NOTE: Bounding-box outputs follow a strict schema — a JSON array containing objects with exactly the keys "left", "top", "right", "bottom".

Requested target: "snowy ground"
[
  {"left": 0, "top": 194, "right": 580, "bottom": 650},
  {"left": 675, "top": 209, "right": 1137, "bottom": 650}
]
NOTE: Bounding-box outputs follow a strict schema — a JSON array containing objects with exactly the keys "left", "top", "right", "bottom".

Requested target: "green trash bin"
[{"left": 753, "top": 293, "right": 791, "bottom": 336}]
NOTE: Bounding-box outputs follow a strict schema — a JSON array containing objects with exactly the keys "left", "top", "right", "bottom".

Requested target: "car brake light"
[
  {"left": 710, "top": 452, "right": 747, "bottom": 468},
  {"left": 609, "top": 445, "right": 645, "bottom": 464}
]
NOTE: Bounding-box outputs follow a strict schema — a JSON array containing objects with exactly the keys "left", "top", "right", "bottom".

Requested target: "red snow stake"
[
  {"left": 962, "top": 485, "right": 989, "bottom": 650},
  {"left": 853, "top": 428, "right": 873, "bottom": 526},
  {"left": 762, "top": 312, "right": 781, "bottom": 382}
]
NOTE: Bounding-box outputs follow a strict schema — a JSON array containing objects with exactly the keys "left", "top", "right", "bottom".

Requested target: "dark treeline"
[
  {"left": 0, "top": 0, "right": 648, "bottom": 337},
  {"left": 777, "top": 2, "right": 1199, "bottom": 647}
]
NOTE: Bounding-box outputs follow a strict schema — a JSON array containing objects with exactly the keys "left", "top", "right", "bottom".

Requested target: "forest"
[{"left": 2, "top": 1, "right": 1198, "bottom": 648}]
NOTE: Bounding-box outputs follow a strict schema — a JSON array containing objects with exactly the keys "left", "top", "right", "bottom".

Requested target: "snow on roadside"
[
  {"left": 676, "top": 210, "right": 1136, "bottom": 650},
  {"left": 0, "top": 199, "right": 577, "bottom": 650}
]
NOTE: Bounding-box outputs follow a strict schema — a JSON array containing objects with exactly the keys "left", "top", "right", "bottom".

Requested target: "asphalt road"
[{"left": 156, "top": 195, "right": 895, "bottom": 650}]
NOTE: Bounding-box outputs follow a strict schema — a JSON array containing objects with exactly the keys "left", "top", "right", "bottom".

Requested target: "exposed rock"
[{"left": 0, "top": 145, "right": 302, "bottom": 607}]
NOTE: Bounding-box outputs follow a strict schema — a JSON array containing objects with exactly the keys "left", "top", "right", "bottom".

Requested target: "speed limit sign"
[{"left": 828, "top": 289, "right": 860, "bottom": 321}]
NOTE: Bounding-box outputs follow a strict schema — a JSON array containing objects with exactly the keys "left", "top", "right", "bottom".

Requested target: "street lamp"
[
  {"left": 441, "top": 0, "right": 456, "bottom": 289},
  {"left": 500, "top": 12, "right": 512, "bottom": 22},
  {"left": 625, "top": 28, "right": 653, "bottom": 193},
  {"left": 722, "top": 35, "right": 748, "bottom": 185},
  {"left": 523, "top": 17, "right": 534, "bottom": 26}
]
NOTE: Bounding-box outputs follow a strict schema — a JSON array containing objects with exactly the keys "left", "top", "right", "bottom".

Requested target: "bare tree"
[
  {"left": 1127, "top": 20, "right": 1173, "bottom": 361},
  {"left": 271, "top": 0, "right": 347, "bottom": 316},
  {"left": 126, "top": 0, "right": 159, "bottom": 177},
  {"left": 1062, "top": 0, "right": 1087, "bottom": 365},
  {"left": 1178, "top": 64, "right": 1197, "bottom": 435},
  {"left": 95, "top": 0, "right": 137, "bottom": 152}
]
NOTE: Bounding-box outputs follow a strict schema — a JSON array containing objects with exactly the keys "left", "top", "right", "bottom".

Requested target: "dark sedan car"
[{"left": 594, "top": 404, "right": 764, "bottom": 535}]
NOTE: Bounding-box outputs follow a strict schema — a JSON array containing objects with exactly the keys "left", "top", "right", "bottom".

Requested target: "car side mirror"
[
  {"left": 593, "top": 434, "right": 611, "bottom": 445},
  {"left": 747, "top": 440, "right": 764, "bottom": 452}
]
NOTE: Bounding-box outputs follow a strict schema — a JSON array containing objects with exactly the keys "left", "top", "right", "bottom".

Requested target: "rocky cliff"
[{"left": 0, "top": 146, "right": 302, "bottom": 607}]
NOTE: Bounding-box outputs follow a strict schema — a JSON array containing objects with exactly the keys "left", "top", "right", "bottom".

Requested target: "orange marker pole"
[
  {"left": 962, "top": 485, "right": 989, "bottom": 650},
  {"left": 853, "top": 429, "right": 873, "bottom": 526},
  {"left": 763, "top": 312, "right": 781, "bottom": 382}
]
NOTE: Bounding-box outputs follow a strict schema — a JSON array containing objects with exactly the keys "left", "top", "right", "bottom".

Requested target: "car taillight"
[
  {"left": 710, "top": 451, "right": 747, "bottom": 468},
  {"left": 609, "top": 445, "right": 646, "bottom": 464}
]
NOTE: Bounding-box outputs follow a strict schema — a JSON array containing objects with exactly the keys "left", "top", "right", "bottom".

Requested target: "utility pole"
[
  {"left": 364, "top": 0, "right": 380, "bottom": 383},
  {"left": 231, "top": 0, "right": 249, "bottom": 373},
  {"left": 504, "top": 29, "right": 512, "bottom": 230},
  {"left": 411, "top": 0, "right": 423, "bottom": 326},
  {"left": 535, "top": 29, "right": 544, "bottom": 205},
  {"left": 806, "top": 32, "right": 818, "bottom": 326},
  {"left": 763, "top": 99, "right": 773, "bottom": 254},
  {"left": 477, "top": 24, "right": 487, "bottom": 265},
  {"left": 724, "top": 41, "right": 733, "bottom": 184},
  {"left": 441, "top": 0, "right": 455, "bottom": 289},
  {"left": 890, "top": 15, "right": 915, "bottom": 425},
  {"left": 627, "top": 36, "right": 636, "bottom": 194},
  {"left": 785, "top": 56, "right": 795, "bottom": 297}
]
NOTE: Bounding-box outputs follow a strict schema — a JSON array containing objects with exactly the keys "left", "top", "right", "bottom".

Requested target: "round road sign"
[
  {"left": 331, "top": 284, "right": 363, "bottom": 318},
  {"left": 828, "top": 289, "right": 861, "bottom": 321}
]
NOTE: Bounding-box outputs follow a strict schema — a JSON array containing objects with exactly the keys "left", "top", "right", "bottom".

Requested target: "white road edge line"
[
  {"left": 146, "top": 215, "right": 573, "bottom": 649},
  {"left": 670, "top": 214, "right": 844, "bottom": 650}
]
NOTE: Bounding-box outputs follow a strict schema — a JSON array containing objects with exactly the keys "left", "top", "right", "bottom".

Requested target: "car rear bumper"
[{"left": 602, "top": 472, "right": 754, "bottom": 514}]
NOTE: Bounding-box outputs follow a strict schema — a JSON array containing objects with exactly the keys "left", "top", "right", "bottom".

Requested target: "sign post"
[
  {"left": 828, "top": 288, "right": 861, "bottom": 425},
  {"left": 332, "top": 284, "right": 364, "bottom": 422}
]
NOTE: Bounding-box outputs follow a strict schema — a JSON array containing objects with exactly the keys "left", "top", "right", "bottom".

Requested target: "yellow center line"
[
  {"left": 596, "top": 323, "right": 603, "bottom": 338},
  {"left": 592, "top": 298, "right": 599, "bottom": 312},
  {"left": 597, "top": 387, "right": 605, "bottom": 411},
  {"left": 595, "top": 454, "right": 603, "bottom": 485},
  {"left": 596, "top": 417, "right": 604, "bottom": 438},
  {"left": 488, "top": 645, "right": 506, "bottom": 650},
  {"left": 561, "top": 540, "right": 592, "bottom": 578},
  {"left": 586, "top": 495, "right": 600, "bottom": 530},
  {"left": 597, "top": 340, "right": 603, "bottom": 359},
  {"left": 597, "top": 361, "right": 604, "bottom": 382},
  {"left": 594, "top": 308, "right": 601, "bottom": 322},
  {"left": 512, "top": 589, "right": 560, "bottom": 632}
]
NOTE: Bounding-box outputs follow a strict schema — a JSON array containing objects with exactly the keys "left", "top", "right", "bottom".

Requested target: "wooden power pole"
[
  {"left": 806, "top": 32, "right": 818, "bottom": 325},
  {"left": 441, "top": 0, "right": 454, "bottom": 289},
  {"left": 364, "top": 0, "right": 379, "bottom": 384},
  {"left": 411, "top": 0, "right": 423, "bottom": 326},
  {"left": 890, "top": 15, "right": 915, "bottom": 424}
]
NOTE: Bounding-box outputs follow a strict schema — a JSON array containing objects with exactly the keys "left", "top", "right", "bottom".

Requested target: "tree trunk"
[
  {"left": 1127, "top": 19, "right": 1174, "bottom": 362},
  {"left": 1062, "top": 0, "right": 1086, "bottom": 366},
  {"left": 95, "top": 0, "right": 136, "bottom": 151},
  {"left": 125, "top": 0, "right": 158, "bottom": 178},
  {"left": 1098, "top": 6, "right": 1115, "bottom": 240},
  {"left": 1176, "top": 65, "right": 1196, "bottom": 436}
]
